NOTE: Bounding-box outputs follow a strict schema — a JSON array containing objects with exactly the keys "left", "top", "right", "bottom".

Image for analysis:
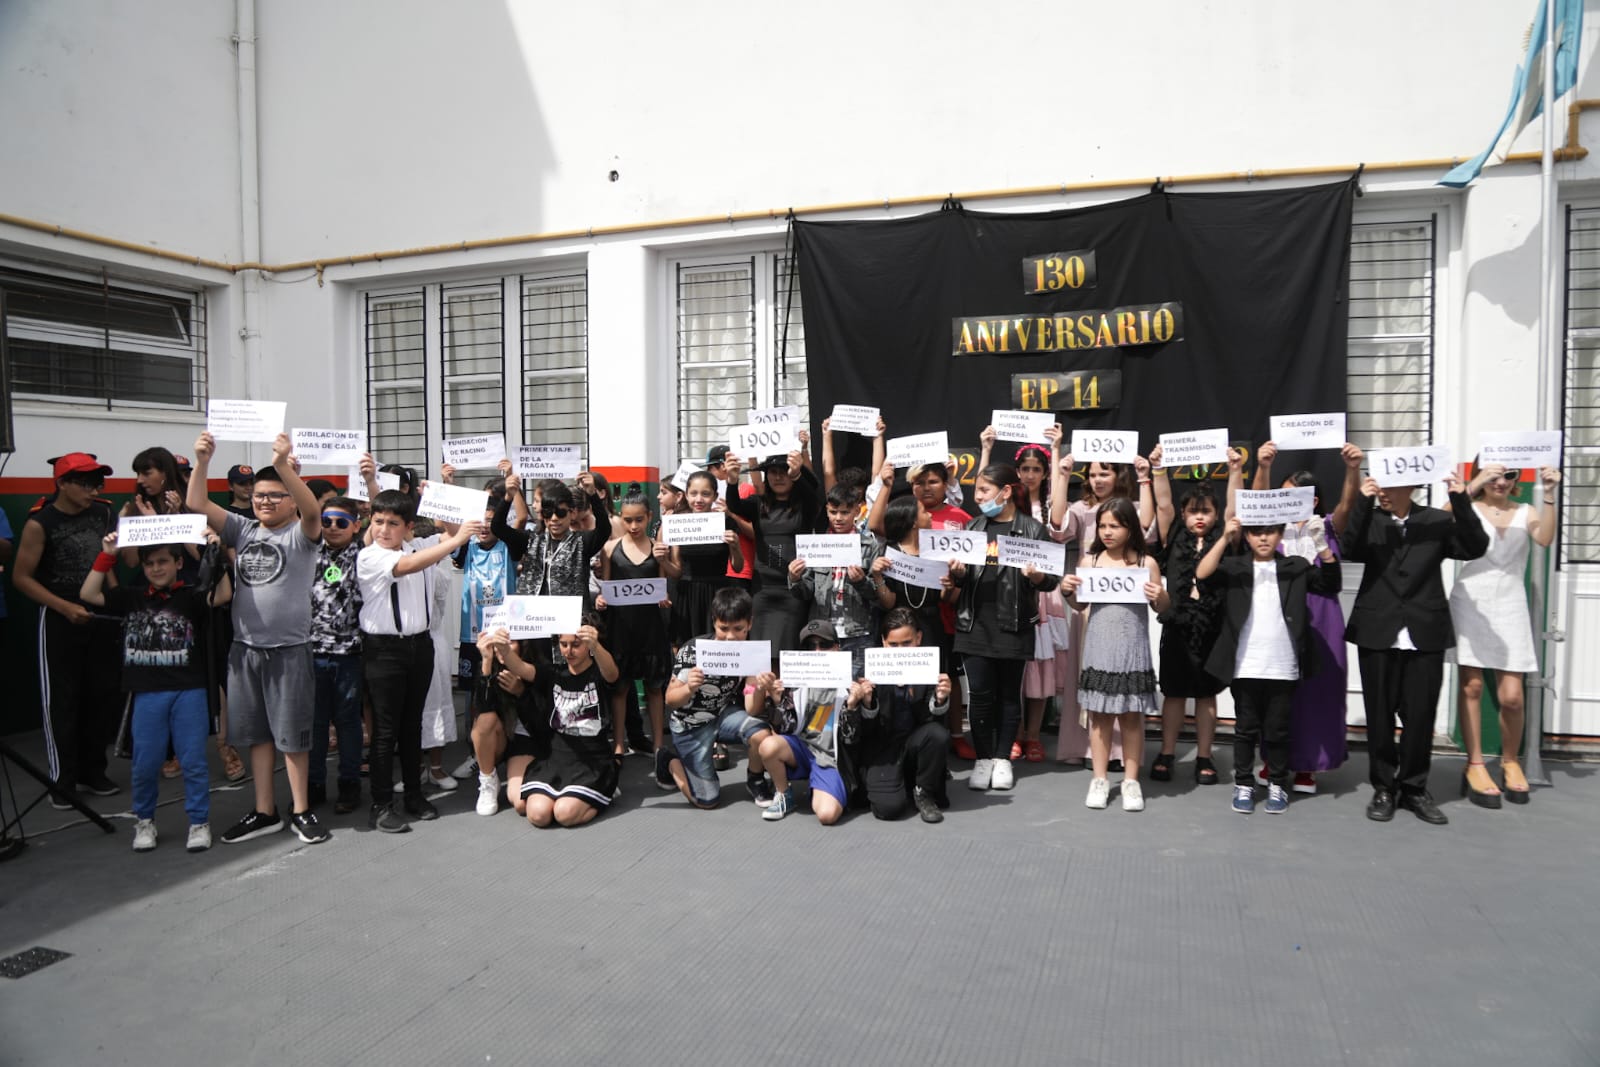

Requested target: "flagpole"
[{"left": 1531, "top": 0, "right": 1558, "bottom": 787}]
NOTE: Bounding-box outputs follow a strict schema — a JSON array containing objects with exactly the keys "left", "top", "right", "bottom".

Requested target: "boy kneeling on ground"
[
  {"left": 748, "top": 620, "right": 861, "bottom": 824},
  {"left": 852, "top": 608, "right": 953, "bottom": 823}
]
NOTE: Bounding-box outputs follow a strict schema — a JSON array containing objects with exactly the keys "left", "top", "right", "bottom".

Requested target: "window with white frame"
[
  {"left": 1562, "top": 206, "right": 1600, "bottom": 564},
  {"left": 674, "top": 251, "right": 807, "bottom": 465},
  {"left": 363, "top": 270, "right": 588, "bottom": 479},
  {"left": 1346, "top": 217, "right": 1435, "bottom": 451},
  {"left": 522, "top": 273, "right": 588, "bottom": 449},
  {"left": 2, "top": 264, "right": 206, "bottom": 410},
  {"left": 366, "top": 290, "right": 428, "bottom": 472}
]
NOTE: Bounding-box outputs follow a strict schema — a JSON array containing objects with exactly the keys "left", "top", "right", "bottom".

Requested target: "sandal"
[
  {"left": 1500, "top": 759, "right": 1531, "bottom": 805},
  {"left": 1460, "top": 760, "right": 1502, "bottom": 809},
  {"left": 1194, "top": 757, "right": 1218, "bottom": 785},
  {"left": 1023, "top": 739, "right": 1046, "bottom": 764},
  {"left": 218, "top": 743, "right": 246, "bottom": 783},
  {"left": 1150, "top": 752, "right": 1174, "bottom": 782}
]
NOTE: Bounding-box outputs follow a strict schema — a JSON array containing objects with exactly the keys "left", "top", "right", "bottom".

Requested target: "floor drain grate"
[{"left": 0, "top": 946, "right": 71, "bottom": 979}]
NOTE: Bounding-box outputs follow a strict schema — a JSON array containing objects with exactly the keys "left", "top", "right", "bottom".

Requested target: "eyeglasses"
[
  {"left": 252, "top": 491, "right": 290, "bottom": 504},
  {"left": 321, "top": 514, "right": 354, "bottom": 529},
  {"left": 541, "top": 505, "right": 571, "bottom": 519}
]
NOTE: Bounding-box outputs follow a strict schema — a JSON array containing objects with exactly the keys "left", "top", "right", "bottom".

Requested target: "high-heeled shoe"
[
  {"left": 1460, "top": 761, "right": 1502, "bottom": 810},
  {"left": 1500, "top": 759, "right": 1531, "bottom": 805}
]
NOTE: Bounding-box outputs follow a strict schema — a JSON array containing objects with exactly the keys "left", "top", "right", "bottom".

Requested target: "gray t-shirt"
[{"left": 224, "top": 512, "right": 320, "bottom": 648}]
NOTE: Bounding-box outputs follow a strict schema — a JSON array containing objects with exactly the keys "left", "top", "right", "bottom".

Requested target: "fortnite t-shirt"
[
  {"left": 222, "top": 512, "right": 319, "bottom": 648},
  {"left": 103, "top": 585, "right": 210, "bottom": 693}
]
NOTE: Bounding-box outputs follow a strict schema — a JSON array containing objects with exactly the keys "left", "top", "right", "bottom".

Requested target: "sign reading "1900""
[{"left": 729, "top": 423, "right": 799, "bottom": 459}]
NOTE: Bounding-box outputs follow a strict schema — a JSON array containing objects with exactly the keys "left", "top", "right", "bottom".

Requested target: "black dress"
[
  {"left": 670, "top": 533, "right": 732, "bottom": 648},
  {"left": 606, "top": 540, "right": 673, "bottom": 689},
  {"left": 1156, "top": 523, "right": 1226, "bottom": 699},
  {"left": 725, "top": 472, "right": 820, "bottom": 652}
]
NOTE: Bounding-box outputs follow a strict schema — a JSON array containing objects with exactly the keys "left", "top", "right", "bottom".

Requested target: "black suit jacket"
[
  {"left": 1202, "top": 555, "right": 1342, "bottom": 684},
  {"left": 1341, "top": 491, "right": 1489, "bottom": 651}
]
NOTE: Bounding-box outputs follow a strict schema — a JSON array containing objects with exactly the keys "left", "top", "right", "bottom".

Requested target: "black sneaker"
[
  {"left": 748, "top": 774, "right": 775, "bottom": 807},
  {"left": 49, "top": 782, "right": 75, "bottom": 811},
  {"left": 654, "top": 748, "right": 676, "bottom": 790},
  {"left": 307, "top": 782, "right": 327, "bottom": 808},
  {"left": 335, "top": 780, "right": 361, "bottom": 815},
  {"left": 221, "top": 809, "right": 284, "bottom": 844},
  {"left": 289, "top": 809, "right": 331, "bottom": 844},
  {"left": 368, "top": 802, "right": 410, "bottom": 834},
  {"left": 77, "top": 774, "right": 120, "bottom": 797},
  {"left": 402, "top": 795, "right": 439, "bottom": 821},
  {"left": 914, "top": 787, "right": 944, "bottom": 824}
]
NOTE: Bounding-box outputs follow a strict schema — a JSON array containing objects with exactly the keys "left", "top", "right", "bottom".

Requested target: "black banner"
[{"left": 795, "top": 180, "right": 1354, "bottom": 500}]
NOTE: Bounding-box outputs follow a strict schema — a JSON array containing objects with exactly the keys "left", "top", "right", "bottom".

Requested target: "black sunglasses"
[
  {"left": 541, "top": 505, "right": 571, "bottom": 519},
  {"left": 321, "top": 514, "right": 355, "bottom": 529},
  {"left": 1491, "top": 471, "right": 1520, "bottom": 483}
]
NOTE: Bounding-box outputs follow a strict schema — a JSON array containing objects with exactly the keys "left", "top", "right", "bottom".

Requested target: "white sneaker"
[
  {"left": 132, "top": 818, "right": 157, "bottom": 852},
  {"left": 450, "top": 755, "right": 479, "bottom": 779},
  {"left": 990, "top": 758, "right": 1015, "bottom": 790},
  {"left": 968, "top": 758, "right": 993, "bottom": 791},
  {"left": 476, "top": 771, "right": 501, "bottom": 816},
  {"left": 1085, "top": 777, "right": 1110, "bottom": 809},
  {"left": 1122, "top": 779, "right": 1145, "bottom": 812},
  {"left": 425, "top": 768, "right": 459, "bottom": 792},
  {"left": 186, "top": 823, "right": 212, "bottom": 852}
]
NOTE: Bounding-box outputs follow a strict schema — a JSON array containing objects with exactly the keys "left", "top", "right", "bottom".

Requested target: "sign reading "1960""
[{"left": 1073, "top": 567, "right": 1149, "bottom": 604}]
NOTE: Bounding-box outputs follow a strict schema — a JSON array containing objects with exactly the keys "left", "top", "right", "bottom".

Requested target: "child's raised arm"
[
  {"left": 1195, "top": 516, "right": 1239, "bottom": 582},
  {"left": 1330, "top": 443, "right": 1364, "bottom": 539},
  {"left": 1149, "top": 444, "right": 1175, "bottom": 538},
  {"left": 270, "top": 434, "right": 322, "bottom": 543},
  {"left": 820, "top": 417, "right": 837, "bottom": 492},
  {"left": 1250, "top": 441, "right": 1277, "bottom": 492},
  {"left": 1224, "top": 447, "right": 1245, "bottom": 522},
  {"left": 185, "top": 432, "right": 232, "bottom": 532}
]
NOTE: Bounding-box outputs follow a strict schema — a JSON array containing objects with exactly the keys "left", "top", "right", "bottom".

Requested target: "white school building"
[{"left": 1, "top": 0, "right": 1598, "bottom": 745}]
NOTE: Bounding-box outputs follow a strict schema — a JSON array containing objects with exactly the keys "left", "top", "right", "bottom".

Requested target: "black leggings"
[{"left": 963, "top": 654, "right": 1026, "bottom": 761}]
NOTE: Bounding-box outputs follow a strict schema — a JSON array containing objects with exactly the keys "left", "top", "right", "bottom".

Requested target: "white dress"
[{"left": 1449, "top": 504, "right": 1538, "bottom": 672}]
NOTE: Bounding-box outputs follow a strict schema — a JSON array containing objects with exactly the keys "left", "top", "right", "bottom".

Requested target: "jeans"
[
  {"left": 962, "top": 654, "right": 1026, "bottom": 760},
  {"left": 363, "top": 633, "right": 434, "bottom": 804},
  {"left": 131, "top": 689, "right": 210, "bottom": 824},
  {"left": 312, "top": 653, "right": 363, "bottom": 788},
  {"left": 667, "top": 709, "right": 768, "bottom": 806}
]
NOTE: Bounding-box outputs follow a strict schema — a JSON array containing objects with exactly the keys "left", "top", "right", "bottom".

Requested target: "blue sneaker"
[
  {"left": 1264, "top": 783, "right": 1289, "bottom": 814},
  {"left": 761, "top": 786, "right": 793, "bottom": 821},
  {"left": 1232, "top": 784, "right": 1255, "bottom": 814}
]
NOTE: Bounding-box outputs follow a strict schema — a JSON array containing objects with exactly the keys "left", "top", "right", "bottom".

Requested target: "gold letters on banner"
[{"left": 952, "top": 302, "right": 1183, "bottom": 356}]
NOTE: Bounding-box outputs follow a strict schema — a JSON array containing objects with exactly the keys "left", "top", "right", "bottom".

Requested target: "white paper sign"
[
  {"left": 478, "top": 603, "right": 509, "bottom": 635},
  {"left": 376, "top": 471, "right": 401, "bottom": 492},
  {"left": 668, "top": 460, "right": 702, "bottom": 490},
  {"left": 884, "top": 547, "right": 948, "bottom": 590},
  {"left": 1071, "top": 429, "right": 1139, "bottom": 463},
  {"left": 347, "top": 466, "right": 369, "bottom": 501},
  {"left": 991, "top": 408, "right": 1057, "bottom": 442},
  {"left": 996, "top": 534, "right": 1065, "bottom": 576},
  {"left": 442, "top": 433, "right": 508, "bottom": 468},
  {"left": 515, "top": 445, "right": 582, "bottom": 481},
  {"left": 794, "top": 534, "right": 862, "bottom": 569},
  {"left": 1368, "top": 446, "right": 1452, "bottom": 488},
  {"left": 1478, "top": 430, "right": 1563, "bottom": 470},
  {"left": 207, "top": 399, "right": 286, "bottom": 443},
  {"left": 116, "top": 514, "right": 208, "bottom": 548},
  {"left": 1270, "top": 412, "right": 1346, "bottom": 451},
  {"left": 416, "top": 481, "right": 492, "bottom": 525},
  {"left": 1158, "top": 428, "right": 1230, "bottom": 468},
  {"left": 749, "top": 405, "right": 800, "bottom": 428},
  {"left": 503, "top": 595, "right": 582, "bottom": 638},
  {"left": 887, "top": 431, "right": 950, "bottom": 469},
  {"left": 779, "top": 651, "right": 853, "bottom": 690},
  {"left": 290, "top": 428, "right": 367, "bottom": 465},
  {"left": 864, "top": 647, "right": 941, "bottom": 686},
  {"left": 695, "top": 638, "right": 773, "bottom": 677},
  {"left": 661, "top": 512, "right": 726, "bottom": 547},
  {"left": 729, "top": 423, "right": 800, "bottom": 459},
  {"left": 1234, "top": 487, "right": 1316, "bottom": 525},
  {"left": 600, "top": 578, "right": 668, "bottom": 606},
  {"left": 829, "top": 404, "right": 880, "bottom": 436},
  {"left": 918, "top": 528, "right": 986, "bottom": 565},
  {"left": 1073, "top": 567, "right": 1149, "bottom": 604}
]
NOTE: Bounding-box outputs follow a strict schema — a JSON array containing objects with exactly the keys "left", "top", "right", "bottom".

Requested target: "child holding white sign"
[
  {"left": 946, "top": 463, "right": 1062, "bottom": 794},
  {"left": 597, "top": 489, "right": 679, "bottom": 755},
  {"left": 1062, "top": 497, "right": 1170, "bottom": 812},
  {"left": 668, "top": 471, "right": 744, "bottom": 646},
  {"left": 1194, "top": 516, "right": 1341, "bottom": 815},
  {"left": 787, "top": 484, "right": 892, "bottom": 673}
]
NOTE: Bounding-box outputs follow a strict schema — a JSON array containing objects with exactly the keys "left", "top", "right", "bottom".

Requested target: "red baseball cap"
[{"left": 48, "top": 452, "right": 114, "bottom": 480}]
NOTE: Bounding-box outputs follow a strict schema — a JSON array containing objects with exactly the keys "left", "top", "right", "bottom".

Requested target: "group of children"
[{"left": 11, "top": 408, "right": 1562, "bottom": 850}]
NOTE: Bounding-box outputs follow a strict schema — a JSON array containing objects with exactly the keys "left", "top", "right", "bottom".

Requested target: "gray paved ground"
[{"left": 1, "top": 721, "right": 1597, "bottom": 1067}]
